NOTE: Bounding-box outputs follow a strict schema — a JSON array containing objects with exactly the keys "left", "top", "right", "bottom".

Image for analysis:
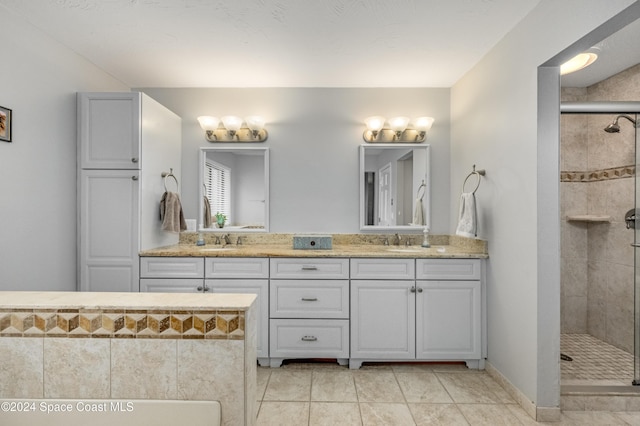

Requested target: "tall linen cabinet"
[{"left": 77, "top": 92, "right": 182, "bottom": 292}]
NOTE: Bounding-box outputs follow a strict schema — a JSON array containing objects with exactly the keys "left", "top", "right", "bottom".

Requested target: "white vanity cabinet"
[
  {"left": 350, "top": 259, "right": 416, "bottom": 367},
  {"left": 205, "top": 257, "right": 270, "bottom": 364},
  {"left": 269, "top": 258, "right": 350, "bottom": 368},
  {"left": 77, "top": 92, "right": 181, "bottom": 292},
  {"left": 350, "top": 258, "right": 484, "bottom": 369},
  {"left": 139, "top": 257, "right": 205, "bottom": 292},
  {"left": 416, "top": 259, "right": 483, "bottom": 367}
]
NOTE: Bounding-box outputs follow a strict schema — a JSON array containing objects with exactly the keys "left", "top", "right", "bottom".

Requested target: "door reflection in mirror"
[{"left": 360, "top": 144, "right": 430, "bottom": 231}]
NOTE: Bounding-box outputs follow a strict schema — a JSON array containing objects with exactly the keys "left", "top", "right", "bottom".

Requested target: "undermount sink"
[
  {"left": 385, "top": 248, "right": 427, "bottom": 253},
  {"left": 198, "top": 247, "right": 237, "bottom": 252}
]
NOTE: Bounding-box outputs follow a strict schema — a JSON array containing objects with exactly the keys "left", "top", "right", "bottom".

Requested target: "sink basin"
[
  {"left": 385, "top": 248, "right": 427, "bottom": 253},
  {"left": 199, "top": 247, "right": 237, "bottom": 252}
]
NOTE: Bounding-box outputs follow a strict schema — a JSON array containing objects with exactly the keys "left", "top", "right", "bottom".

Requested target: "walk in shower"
[{"left": 560, "top": 102, "right": 640, "bottom": 389}]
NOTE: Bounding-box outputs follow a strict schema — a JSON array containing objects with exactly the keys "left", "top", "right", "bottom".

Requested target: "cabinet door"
[
  {"left": 416, "top": 281, "right": 481, "bottom": 359},
  {"left": 79, "top": 169, "right": 140, "bottom": 292},
  {"left": 78, "top": 92, "right": 141, "bottom": 169},
  {"left": 209, "top": 279, "right": 269, "bottom": 359},
  {"left": 140, "top": 278, "right": 204, "bottom": 293},
  {"left": 350, "top": 280, "right": 415, "bottom": 359}
]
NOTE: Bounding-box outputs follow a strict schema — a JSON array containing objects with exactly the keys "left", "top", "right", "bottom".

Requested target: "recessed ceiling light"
[{"left": 561, "top": 48, "right": 600, "bottom": 75}]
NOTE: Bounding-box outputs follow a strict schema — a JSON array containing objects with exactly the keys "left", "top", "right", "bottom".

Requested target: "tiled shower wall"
[{"left": 561, "top": 63, "right": 640, "bottom": 353}]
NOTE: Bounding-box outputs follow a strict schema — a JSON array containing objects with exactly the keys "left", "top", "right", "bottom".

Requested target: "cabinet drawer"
[
  {"left": 205, "top": 257, "right": 269, "bottom": 279},
  {"left": 270, "top": 258, "right": 349, "bottom": 279},
  {"left": 270, "top": 280, "right": 349, "bottom": 319},
  {"left": 416, "top": 259, "right": 481, "bottom": 280},
  {"left": 140, "top": 257, "right": 204, "bottom": 278},
  {"left": 140, "top": 278, "right": 204, "bottom": 293},
  {"left": 270, "top": 319, "right": 349, "bottom": 358},
  {"left": 350, "top": 258, "right": 415, "bottom": 280}
]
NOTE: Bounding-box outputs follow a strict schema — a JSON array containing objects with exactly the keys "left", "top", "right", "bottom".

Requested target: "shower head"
[{"left": 604, "top": 115, "right": 637, "bottom": 133}]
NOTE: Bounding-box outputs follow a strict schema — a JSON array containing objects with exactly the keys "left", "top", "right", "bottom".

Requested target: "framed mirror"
[
  {"left": 198, "top": 147, "right": 269, "bottom": 232},
  {"left": 359, "top": 144, "right": 430, "bottom": 231}
]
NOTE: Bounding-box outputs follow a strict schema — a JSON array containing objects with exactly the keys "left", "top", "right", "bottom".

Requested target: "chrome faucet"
[
  {"left": 221, "top": 234, "right": 232, "bottom": 246},
  {"left": 394, "top": 233, "right": 402, "bottom": 246}
]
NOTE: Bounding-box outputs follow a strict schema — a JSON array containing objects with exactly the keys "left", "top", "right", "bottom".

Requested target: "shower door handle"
[{"left": 631, "top": 243, "right": 640, "bottom": 248}]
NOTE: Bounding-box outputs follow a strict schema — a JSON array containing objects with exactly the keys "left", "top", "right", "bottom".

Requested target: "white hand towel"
[
  {"left": 413, "top": 198, "right": 424, "bottom": 225},
  {"left": 455, "top": 192, "right": 477, "bottom": 238}
]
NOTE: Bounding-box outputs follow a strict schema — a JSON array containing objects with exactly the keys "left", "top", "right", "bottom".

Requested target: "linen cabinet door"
[
  {"left": 350, "top": 280, "right": 415, "bottom": 362},
  {"left": 416, "top": 280, "right": 481, "bottom": 360}
]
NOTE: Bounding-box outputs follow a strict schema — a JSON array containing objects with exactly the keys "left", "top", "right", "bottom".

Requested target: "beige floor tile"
[
  {"left": 309, "top": 402, "right": 362, "bottom": 426},
  {"left": 613, "top": 411, "right": 640, "bottom": 425},
  {"left": 257, "top": 401, "right": 309, "bottom": 426},
  {"left": 354, "top": 370, "right": 405, "bottom": 403},
  {"left": 360, "top": 402, "right": 416, "bottom": 426},
  {"left": 561, "top": 411, "right": 631, "bottom": 425},
  {"left": 408, "top": 403, "right": 469, "bottom": 425},
  {"left": 436, "top": 372, "right": 505, "bottom": 404},
  {"left": 395, "top": 372, "right": 453, "bottom": 403},
  {"left": 257, "top": 367, "right": 271, "bottom": 400},
  {"left": 311, "top": 370, "right": 358, "bottom": 402},
  {"left": 457, "top": 404, "right": 526, "bottom": 426},
  {"left": 263, "top": 370, "right": 312, "bottom": 401}
]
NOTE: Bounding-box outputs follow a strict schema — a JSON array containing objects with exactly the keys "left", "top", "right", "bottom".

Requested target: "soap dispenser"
[
  {"left": 421, "top": 227, "right": 431, "bottom": 248},
  {"left": 196, "top": 225, "right": 206, "bottom": 246}
]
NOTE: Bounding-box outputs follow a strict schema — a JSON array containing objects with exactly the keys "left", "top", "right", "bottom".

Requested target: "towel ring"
[
  {"left": 162, "top": 168, "right": 179, "bottom": 192},
  {"left": 416, "top": 180, "right": 426, "bottom": 201},
  {"left": 462, "top": 165, "right": 486, "bottom": 194}
]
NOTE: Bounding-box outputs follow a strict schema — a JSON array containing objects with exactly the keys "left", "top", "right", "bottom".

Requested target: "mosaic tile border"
[
  {"left": 0, "top": 309, "right": 245, "bottom": 340},
  {"left": 561, "top": 165, "right": 635, "bottom": 182}
]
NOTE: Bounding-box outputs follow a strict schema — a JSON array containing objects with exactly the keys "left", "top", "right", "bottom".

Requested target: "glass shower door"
[{"left": 635, "top": 113, "right": 640, "bottom": 385}]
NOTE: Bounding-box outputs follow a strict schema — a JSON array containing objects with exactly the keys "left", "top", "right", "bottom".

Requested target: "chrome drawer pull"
[
  {"left": 301, "top": 336, "right": 318, "bottom": 342},
  {"left": 301, "top": 265, "right": 318, "bottom": 271},
  {"left": 301, "top": 297, "right": 318, "bottom": 302}
]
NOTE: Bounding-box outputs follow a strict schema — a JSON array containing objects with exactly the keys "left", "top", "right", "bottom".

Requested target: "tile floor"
[
  {"left": 561, "top": 333, "right": 634, "bottom": 386},
  {"left": 256, "top": 360, "right": 640, "bottom": 425}
]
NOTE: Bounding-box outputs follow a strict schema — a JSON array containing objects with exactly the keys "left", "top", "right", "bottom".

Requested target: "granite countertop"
[
  {"left": 140, "top": 241, "right": 488, "bottom": 259},
  {"left": 0, "top": 291, "right": 256, "bottom": 311}
]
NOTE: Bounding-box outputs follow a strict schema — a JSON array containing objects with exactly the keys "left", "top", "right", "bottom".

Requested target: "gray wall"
[
  {"left": 139, "top": 88, "right": 451, "bottom": 234},
  {"left": 451, "top": 0, "right": 637, "bottom": 410},
  {"left": 0, "top": 5, "right": 128, "bottom": 291}
]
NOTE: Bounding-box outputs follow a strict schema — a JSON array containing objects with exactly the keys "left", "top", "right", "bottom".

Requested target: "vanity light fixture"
[
  {"left": 197, "top": 115, "right": 268, "bottom": 142},
  {"left": 363, "top": 116, "right": 434, "bottom": 143}
]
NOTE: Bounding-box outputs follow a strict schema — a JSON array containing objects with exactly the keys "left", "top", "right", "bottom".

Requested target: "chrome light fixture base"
[
  {"left": 363, "top": 129, "right": 426, "bottom": 143},
  {"left": 204, "top": 128, "right": 268, "bottom": 143}
]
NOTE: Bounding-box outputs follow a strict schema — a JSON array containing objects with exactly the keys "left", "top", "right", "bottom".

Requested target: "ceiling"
[{"left": 1, "top": 0, "right": 638, "bottom": 88}]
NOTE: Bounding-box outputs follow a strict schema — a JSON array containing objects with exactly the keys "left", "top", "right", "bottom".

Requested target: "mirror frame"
[
  {"left": 198, "top": 147, "right": 270, "bottom": 232},
  {"left": 359, "top": 143, "right": 431, "bottom": 231}
]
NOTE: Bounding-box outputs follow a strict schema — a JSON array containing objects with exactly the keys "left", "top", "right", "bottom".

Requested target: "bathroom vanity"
[{"left": 139, "top": 234, "right": 487, "bottom": 369}]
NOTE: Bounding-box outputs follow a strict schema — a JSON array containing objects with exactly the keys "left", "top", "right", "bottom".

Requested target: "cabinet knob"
[
  {"left": 301, "top": 336, "right": 318, "bottom": 342},
  {"left": 132, "top": 176, "right": 138, "bottom": 181},
  {"left": 410, "top": 286, "right": 416, "bottom": 293},
  {"left": 417, "top": 287, "right": 423, "bottom": 293},
  {"left": 203, "top": 285, "right": 210, "bottom": 292},
  {"left": 131, "top": 158, "right": 139, "bottom": 163},
  {"left": 197, "top": 286, "right": 204, "bottom": 292}
]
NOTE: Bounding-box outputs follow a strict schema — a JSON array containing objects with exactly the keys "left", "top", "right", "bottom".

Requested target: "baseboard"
[{"left": 486, "top": 361, "right": 561, "bottom": 422}]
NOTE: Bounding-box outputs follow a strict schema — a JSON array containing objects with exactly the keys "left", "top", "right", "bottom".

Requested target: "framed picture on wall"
[{"left": 0, "top": 105, "right": 12, "bottom": 142}]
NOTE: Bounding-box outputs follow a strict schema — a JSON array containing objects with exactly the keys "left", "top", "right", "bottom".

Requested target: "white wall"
[
  {"left": 0, "top": 6, "right": 128, "bottom": 291},
  {"left": 451, "top": 0, "right": 637, "bottom": 409},
  {"left": 139, "top": 88, "right": 451, "bottom": 234}
]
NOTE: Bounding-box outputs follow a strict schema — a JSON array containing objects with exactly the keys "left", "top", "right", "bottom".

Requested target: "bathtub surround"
[{"left": 0, "top": 292, "right": 257, "bottom": 426}]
